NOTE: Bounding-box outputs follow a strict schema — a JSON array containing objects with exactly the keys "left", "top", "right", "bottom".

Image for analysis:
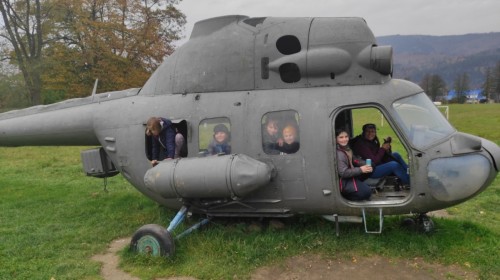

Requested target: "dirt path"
[
  {"left": 251, "top": 254, "right": 477, "bottom": 280},
  {"left": 91, "top": 238, "right": 196, "bottom": 280},
  {"left": 91, "top": 232, "right": 477, "bottom": 280},
  {"left": 91, "top": 238, "right": 140, "bottom": 280}
]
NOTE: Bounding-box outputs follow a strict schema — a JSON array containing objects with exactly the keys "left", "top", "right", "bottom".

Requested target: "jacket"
[
  {"left": 352, "top": 136, "right": 388, "bottom": 167},
  {"left": 278, "top": 141, "right": 300, "bottom": 154},
  {"left": 207, "top": 140, "right": 231, "bottom": 155},
  {"left": 152, "top": 118, "right": 176, "bottom": 160},
  {"left": 336, "top": 146, "right": 364, "bottom": 179}
]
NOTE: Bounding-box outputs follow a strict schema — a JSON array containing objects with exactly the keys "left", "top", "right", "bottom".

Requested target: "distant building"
[{"left": 446, "top": 89, "right": 485, "bottom": 103}]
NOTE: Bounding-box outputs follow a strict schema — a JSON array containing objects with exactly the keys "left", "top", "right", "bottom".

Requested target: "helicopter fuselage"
[{"left": 0, "top": 15, "right": 498, "bottom": 221}]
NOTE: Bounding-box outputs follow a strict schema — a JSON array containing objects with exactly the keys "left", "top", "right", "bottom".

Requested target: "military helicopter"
[{"left": 0, "top": 15, "right": 499, "bottom": 258}]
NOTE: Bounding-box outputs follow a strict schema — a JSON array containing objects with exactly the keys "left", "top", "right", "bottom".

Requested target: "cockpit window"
[
  {"left": 243, "top": 17, "right": 266, "bottom": 27},
  {"left": 392, "top": 93, "right": 455, "bottom": 149}
]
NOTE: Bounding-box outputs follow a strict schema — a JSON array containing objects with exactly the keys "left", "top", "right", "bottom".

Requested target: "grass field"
[{"left": 0, "top": 104, "right": 499, "bottom": 279}]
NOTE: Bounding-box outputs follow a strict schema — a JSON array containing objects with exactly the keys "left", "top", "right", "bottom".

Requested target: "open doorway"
[{"left": 334, "top": 107, "right": 411, "bottom": 203}]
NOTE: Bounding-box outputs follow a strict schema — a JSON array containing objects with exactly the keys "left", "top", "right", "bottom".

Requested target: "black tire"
[
  {"left": 416, "top": 214, "right": 435, "bottom": 234},
  {"left": 401, "top": 217, "right": 416, "bottom": 230},
  {"left": 130, "top": 224, "right": 175, "bottom": 257}
]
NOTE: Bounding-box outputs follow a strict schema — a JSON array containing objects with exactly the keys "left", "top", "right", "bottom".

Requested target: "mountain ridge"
[{"left": 376, "top": 32, "right": 500, "bottom": 88}]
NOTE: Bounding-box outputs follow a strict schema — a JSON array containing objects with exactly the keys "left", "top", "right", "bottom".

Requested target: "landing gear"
[
  {"left": 416, "top": 213, "right": 435, "bottom": 233},
  {"left": 130, "top": 224, "right": 175, "bottom": 257},
  {"left": 130, "top": 205, "right": 211, "bottom": 258},
  {"left": 401, "top": 213, "right": 435, "bottom": 233}
]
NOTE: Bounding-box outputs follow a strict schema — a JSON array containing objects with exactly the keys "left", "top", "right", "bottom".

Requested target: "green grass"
[
  {"left": 0, "top": 104, "right": 499, "bottom": 279},
  {"left": 0, "top": 147, "right": 164, "bottom": 279},
  {"left": 448, "top": 104, "right": 500, "bottom": 145},
  {"left": 120, "top": 176, "right": 500, "bottom": 279},
  {"left": 351, "top": 107, "right": 407, "bottom": 156}
]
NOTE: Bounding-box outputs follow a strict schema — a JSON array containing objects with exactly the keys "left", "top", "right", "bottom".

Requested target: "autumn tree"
[
  {"left": 453, "top": 72, "right": 470, "bottom": 103},
  {"left": 420, "top": 74, "right": 446, "bottom": 102},
  {"left": 44, "top": 0, "right": 185, "bottom": 98},
  {"left": 1, "top": 0, "right": 185, "bottom": 105}
]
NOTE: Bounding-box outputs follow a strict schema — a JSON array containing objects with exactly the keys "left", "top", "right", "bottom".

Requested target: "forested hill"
[{"left": 377, "top": 32, "right": 500, "bottom": 88}]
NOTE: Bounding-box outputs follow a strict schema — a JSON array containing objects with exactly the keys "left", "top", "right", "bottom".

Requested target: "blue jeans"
[
  {"left": 342, "top": 181, "right": 372, "bottom": 201},
  {"left": 370, "top": 152, "right": 409, "bottom": 184},
  {"left": 390, "top": 152, "right": 408, "bottom": 170}
]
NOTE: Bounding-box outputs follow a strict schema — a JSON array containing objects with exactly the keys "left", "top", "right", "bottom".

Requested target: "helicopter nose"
[
  {"left": 427, "top": 152, "right": 495, "bottom": 203},
  {"left": 482, "top": 138, "right": 500, "bottom": 172}
]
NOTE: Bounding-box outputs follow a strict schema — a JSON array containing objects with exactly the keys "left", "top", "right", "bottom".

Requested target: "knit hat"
[{"left": 214, "top": 124, "right": 229, "bottom": 134}]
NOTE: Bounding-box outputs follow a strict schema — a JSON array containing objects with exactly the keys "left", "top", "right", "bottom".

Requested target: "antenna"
[{"left": 91, "top": 79, "right": 99, "bottom": 102}]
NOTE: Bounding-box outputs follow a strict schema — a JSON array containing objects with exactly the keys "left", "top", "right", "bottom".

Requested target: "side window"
[
  {"left": 145, "top": 118, "right": 181, "bottom": 161},
  {"left": 261, "top": 110, "right": 300, "bottom": 155},
  {"left": 199, "top": 117, "right": 231, "bottom": 156}
]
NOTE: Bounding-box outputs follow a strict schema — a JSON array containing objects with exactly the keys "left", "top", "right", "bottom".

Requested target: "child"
[
  {"left": 145, "top": 117, "right": 176, "bottom": 166},
  {"left": 262, "top": 118, "right": 281, "bottom": 155},
  {"left": 207, "top": 124, "right": 231, "bottom": 155},
  {"left": 278, "top": 124, "right": 300, "bottom": 154}
]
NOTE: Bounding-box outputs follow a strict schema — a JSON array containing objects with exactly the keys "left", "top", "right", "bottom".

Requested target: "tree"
[
  {"left": 0, "top": 72, "right": 30, "bottom": 109},
  {"left": 420, "top": 73, "right": 431, "bottom": 96},
  {"left": 1, "top": 0, "right": 185, "bottom": 105},
  {"left": 482, "top": 67, "right": 493, "bottom": 101},
  {"left": 453, "top": 72, "right": 470, "bottom": 103},
  {"left": 494, "top": 61, "right": 500, "bottom": 102},
  {"left": 420, "top": 73, "right": 446, "bottom": 102},
  {"left": 430, "top": 75, "right": 446, "bottom": 102},
  {"left": 43, "top": 0, "right": 186, "bottom": 98},
  {"left": 0, "top": 0, "right": 49, "bottom": 105}
]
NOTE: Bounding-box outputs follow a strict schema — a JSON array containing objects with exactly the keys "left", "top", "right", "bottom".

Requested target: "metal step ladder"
[
  {"left": 323, "top": 207, "right": 384, "bottom": 235},
  {"left": 361, "top": 208, "right": 383, "bottom": 234}
]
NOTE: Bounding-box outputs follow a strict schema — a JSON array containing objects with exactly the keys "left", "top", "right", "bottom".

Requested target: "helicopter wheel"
[
  {"left": 401, "top": 217, "right": 417, "bottom": 230},
  {"left": 130, "top": 224, "right": 175, "bottom": 257},
  {"left": 416, "top": 214, "right": 435, "bottom": 233},
  {"left": 401, "top": 214, "right": 435, "bottom": 233}
]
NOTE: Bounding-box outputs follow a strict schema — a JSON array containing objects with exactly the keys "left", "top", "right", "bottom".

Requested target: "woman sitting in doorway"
[{"left": 335, "top": 128, "right": 372, "bottom": 201}]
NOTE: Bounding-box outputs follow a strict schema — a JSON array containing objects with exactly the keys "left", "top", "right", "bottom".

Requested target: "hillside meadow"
[{"left": 0, "top": 104, "right": 498, "bottom": 279}]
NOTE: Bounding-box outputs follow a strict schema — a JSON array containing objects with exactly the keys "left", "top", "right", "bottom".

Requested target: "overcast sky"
[{"left": 176, "top": 0, "right": 500, "bottom": 45}]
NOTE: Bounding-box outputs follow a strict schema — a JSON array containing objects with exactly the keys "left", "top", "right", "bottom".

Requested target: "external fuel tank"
[{"left": 144, "top": 154, "right": 273, "bottom": 199}]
